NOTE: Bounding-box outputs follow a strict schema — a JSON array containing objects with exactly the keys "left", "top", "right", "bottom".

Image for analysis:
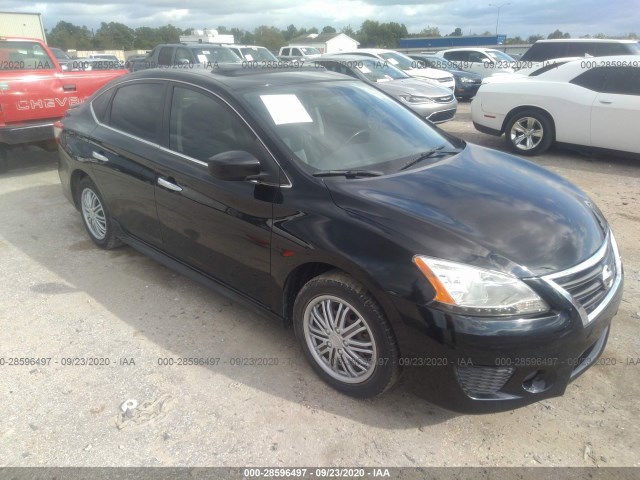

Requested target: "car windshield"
[
  {"left": 193, "top": 47, "right": 241, "bottom": 64},
  {"left": 241, "top": 80, "right": 459, "bottom": 173},
  {"left": 300, "top": 47, "right": 321, "bottom": 55},
  {"left": 240, "top": 47, "right": 278, "bottom": 61},
  {"left": 486, "top": 50, "right": 515, "bottom": 62},
  {"left": 378, "top": 51, "right": 414, "bottom": 70},
  {"left": 51, "top": 48, "right": 70, "bottom": 60},
  {"left": 354, "top": 58, "right": 409, "bottom": 81}
]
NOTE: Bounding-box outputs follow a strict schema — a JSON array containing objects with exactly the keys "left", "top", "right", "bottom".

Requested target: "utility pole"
[{"left": 489, "top": 2, "right": 510, "bottom": 36}]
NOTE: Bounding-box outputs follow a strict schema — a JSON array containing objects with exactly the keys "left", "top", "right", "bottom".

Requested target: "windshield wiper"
[
  {"left": 312, "top": 170, "right": 383, "bottom": 179},
  {"left": 399, "top": 145, "right": 460, "bottom": 171}
]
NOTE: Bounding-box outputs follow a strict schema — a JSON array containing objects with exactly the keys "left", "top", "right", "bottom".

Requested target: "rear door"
[
  {"left": 589, "top": 66, "right": 640, "bottom": 153},
  {"left": 88, "top": 81, "right": 166, "bottom": 247}
]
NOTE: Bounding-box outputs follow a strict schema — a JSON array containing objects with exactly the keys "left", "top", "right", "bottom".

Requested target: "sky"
[{"left": 3, "top": 0, "right": 639, "bottom": 38}]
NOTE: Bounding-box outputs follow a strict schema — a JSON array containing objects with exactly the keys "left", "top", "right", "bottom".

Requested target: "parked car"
[
  {"left": 56, "top": 67, "right": 622, "bottom": 413},
  {"left": 128, "top": 43, "right": 241, "bottom": 71},
  {"left": 313, "top": 55, "right": 457, "bottom": 123},
  {"left": 226, "top": 45, "right": 279, "bottom": 63},
  {"left": 435, "top": 48, "right": 516, "bottom": 77},
  {"left": 471, "top": 56, "right": 640, "bottom": 156},
  {"left": 278, "top": 46, "right": 321, "bottom": 61},
  {"left": 0, "top": 36, "right": 127, "bottom": 172},
  {"left": 89, "top": 53, "right": 124, "bottom": 68},
  {"left": 408, "top": 54, "right": 482, "bottom": 99},
  {"left": 335, "top": 49, "right": 455, "bottom": 90},
  {"left": 520, "top": 38, "right": 640, "bottom": 63}
]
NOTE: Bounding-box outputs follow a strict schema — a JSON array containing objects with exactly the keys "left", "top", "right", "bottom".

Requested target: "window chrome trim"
[
  {"left": 541, "top": 230, "right": 622, "bottom": 327},
  {"left": 89, "top": 77, "right": 292, "bottom": 188}
]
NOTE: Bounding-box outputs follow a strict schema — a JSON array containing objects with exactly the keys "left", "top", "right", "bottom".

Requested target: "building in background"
[
  {"left": 0, "top": 12, "right": 46, "bottom": 42},
  {"left": 400, "top": 35, "right": 507, "bottom": 50},
  {"left": 179, "top": 29, "right": 234, "bottom": 44},
  {"left": 288, "top": 33, "right": 359, "bottom": 53}
]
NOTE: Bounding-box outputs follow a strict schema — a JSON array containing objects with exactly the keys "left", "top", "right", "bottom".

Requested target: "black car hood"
[{"left": 324, "top": 144, "right": 606, "bottom": 277}]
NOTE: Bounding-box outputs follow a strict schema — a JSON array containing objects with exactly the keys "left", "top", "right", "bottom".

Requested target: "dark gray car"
[{"left": 314, "top": 55, "right": 457, "bottom": 123}]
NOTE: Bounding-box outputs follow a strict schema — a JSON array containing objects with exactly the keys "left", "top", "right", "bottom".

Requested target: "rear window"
[
  {"left": 0, "top": 41, "right": 55, "bottom": 70},
  {"left": 523, "top": 41, "right": 640, "bottom": 62}
]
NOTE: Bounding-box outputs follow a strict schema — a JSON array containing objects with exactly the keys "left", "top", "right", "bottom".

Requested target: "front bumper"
[
  {"left": 390, "top": 233, "right": 623, "bottom": 413},
  {"left": 455, "top": 82, "right": 481, "bottom": 98}
]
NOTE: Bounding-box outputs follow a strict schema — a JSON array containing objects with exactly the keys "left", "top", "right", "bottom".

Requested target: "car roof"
[
  {"left": 230, "top": 45, "right": 270, "bottom": 49},
  {"left": 438, "top": 47, "right": 504, "bottom": 53},
  {"left": 514, "top": 55, "right": 640, "bottom": 81},
  {"left": 316, "top": 54, "right": 386, "bottom": 62},
  {"left": 115, "top": 66, "right": 351, "bottom": 92}
]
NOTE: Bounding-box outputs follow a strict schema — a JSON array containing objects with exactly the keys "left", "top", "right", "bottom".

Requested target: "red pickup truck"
[{"left": 0, "top": 37, "right": 128, "bottom": 172}]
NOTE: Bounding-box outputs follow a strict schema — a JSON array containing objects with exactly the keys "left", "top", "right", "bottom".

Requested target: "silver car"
[{"left": 314, "top": 55, "right": 457, "bottom": 123}]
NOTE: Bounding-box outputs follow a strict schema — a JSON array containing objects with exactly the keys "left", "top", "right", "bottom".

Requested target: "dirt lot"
[{"left": 0, "top": 102, "right": 638, "bottom": 468}]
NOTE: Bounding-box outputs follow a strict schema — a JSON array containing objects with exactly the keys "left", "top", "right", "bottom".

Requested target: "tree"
[
  {"left": 448, "top": 27, "right": 463, "bottom": 37},
  {"left": 93, "top": 22, "right": 135, "bottom": 49},
  {"left": 505, "top": 36, "right": 524, "bottom": 44},
  {"left": 547, "top": 29, "right": 570, "bottom": 39},
  {"left": 358, "top": 20, "right": 408, "bottom": 48},
  {"left": 322, "top": 26, "right": 336, "bottom": 34},
  {"left": 47, "top": 21, "right": 93, "bottom": 49},
  {"left": 527, "top": 34, "right": 544, "bottom": 43},
  {"left": 283, "top": 24, "right": 298, "bottom": 41},
  {"left": 340, "top": 25, "right": 356, "bottom": 38},
  {"left": 133, "top": 26, "right": 161, "bottom": 49},
  {"left": 418, "top": 26, "right": 440, "bottom": 37},
  {"left": 253, "top": 25, "right": 285, "bottom": 51},
  {"left": 156, "top": 24, "right": 182, "bottom": 43}
]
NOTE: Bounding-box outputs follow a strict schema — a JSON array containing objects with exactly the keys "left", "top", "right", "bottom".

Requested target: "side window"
[
  {"left": 601, "top": 67, "right": 640, "bottom": 95},
  {"left": 157, "top": 47, "right": 174, "bottom": 66},
  {"left": 109, "top": 83, "right": 165, "bottom": 142},
  {"left": 570, "top": 67, "right": 607, "bottom": 92},
  {"left": 469, "top": 52, "right": 485, "bottom": 63},
  {"left": 292, "top": 48, "right": 302, "bottom": 57},
  {"left": 594, "top": 43, "right": 628, "bottom": 56},
  {"left": 281, "top": 48, "right": 290, "bottom": 56},
  {"left": 169, "top": 86, "right": 264, "bottom": 162},
  {"left": 91, "top": 88, "right": 114, "bottom": 122},
  {"left": 174, "top": 47, "right": 194, "bottom": 64}
]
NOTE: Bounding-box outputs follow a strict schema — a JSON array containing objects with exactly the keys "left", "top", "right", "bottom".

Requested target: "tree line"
[{"left": 46, "top": 20, "right": 638, "bottom": 52}]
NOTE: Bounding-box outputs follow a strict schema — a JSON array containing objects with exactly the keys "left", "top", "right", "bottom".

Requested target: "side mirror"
[{"left": 207, "top": 150, "right": 261, "bottom": 181}]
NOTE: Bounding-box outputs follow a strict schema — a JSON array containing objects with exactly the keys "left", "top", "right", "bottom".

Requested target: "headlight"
[
  {"left": 400, "top": 95, "right": 434, "bottom": 104},
  {"left": 413, "top": 256, "right": 549, "bottom": 316},
  {"left": 460, "top": 76, "right": 475, "bottom": 83}
]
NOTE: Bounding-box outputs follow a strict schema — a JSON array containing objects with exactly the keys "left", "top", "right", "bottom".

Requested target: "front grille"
[
  {"left": 432, "top": 94, "right": 454, "bottom": 103},
  {"left": 427, "top": 109, "right": 456, "bottom": 123},
  {"left": 551, "top": 240, "right": 617, "bottom": 315},
  {"left": 456, "top": 366, "right": 514, "bottom": 397}
]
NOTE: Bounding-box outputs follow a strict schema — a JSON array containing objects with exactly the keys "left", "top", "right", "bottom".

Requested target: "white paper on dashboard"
[
  {"left": 387, "top": 58, "right": 398, "bottom": 65},
  {"left": 197, "top": 54, "right": 208, "bottom": 63},
  {"left": 245, "top": 54, "right": 254, "bottom": 61},
  {"left": 260, "top": 95, "right": 313, "bottom": 125},
  {"left": 357, "top": 65, "right": 372, "bottom": 73}
]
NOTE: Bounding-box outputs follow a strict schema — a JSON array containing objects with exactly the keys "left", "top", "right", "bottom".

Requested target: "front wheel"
[
  {"left": 293, "top": 271, "right": 400, "bottom": 398},
  {"left": 76, "top": 177, "right": 122, "bottom": 249},
  {"left": 504, "top": 110, "right": 554, "bottom": 156}
]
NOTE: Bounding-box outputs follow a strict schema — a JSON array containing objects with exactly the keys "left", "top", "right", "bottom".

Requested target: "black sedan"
[
  {"left": 409, "top": 54, "right": 482, "bottom": 99},
  {"left": 56, "top": 67, "right": 622, "bottom": 413}
]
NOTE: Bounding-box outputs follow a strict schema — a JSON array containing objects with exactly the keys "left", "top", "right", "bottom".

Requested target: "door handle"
[
  {"left": 63, "top": 84, "right": 76, "bottom": 92},
  {"left": 158, "top": 177, "right": 183, "bottom": 192},
  {"left": 599, "top": 100, "right": 613, "bottom": 104},
  {"left": 91, "top": 151, "right": 109, "bottom": 162}
]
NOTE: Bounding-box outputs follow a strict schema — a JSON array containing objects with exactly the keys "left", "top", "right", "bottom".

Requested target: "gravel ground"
[{"left": 0, "top": 102, "right": 638, "bottom": 467}]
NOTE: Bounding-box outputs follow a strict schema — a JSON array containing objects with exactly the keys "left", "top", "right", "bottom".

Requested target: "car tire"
[
  {"left": 504, "top": 110, "right": 554, "bottom": 156},
  {"left": 76, "top": 177, "right": 122, "bottom": 249},
  {"left": 293, "top": 271, "right": 400, "bottom": 398},
  {"left": 0, "top": 148, "right": 7, "bottom": 174}
]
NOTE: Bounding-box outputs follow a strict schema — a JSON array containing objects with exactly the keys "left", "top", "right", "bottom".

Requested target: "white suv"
[
  {"left": 335, "top": 49, "right": 455, "bottom": 91},
  {"left": 435, "top": 48, "right": 516, "bottom": 78}
]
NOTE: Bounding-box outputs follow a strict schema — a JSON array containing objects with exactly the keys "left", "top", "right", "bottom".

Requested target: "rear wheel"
[
  {"left": 76, "top": 177, "right": 122, "bottom": 249},
  {"left": 505, "top": 110, "right": 554, "bottom": 155},
  {"left": 293, "top": 271, "right": 400, "bottom": 398},
  {"left": 0, "top": 148, "right": 8, "bottom": 174}
]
